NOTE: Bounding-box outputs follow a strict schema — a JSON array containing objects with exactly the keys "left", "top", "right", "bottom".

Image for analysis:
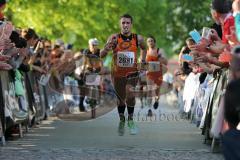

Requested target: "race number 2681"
[{"left": 117, "top": 52, "right": 135, "bottom": 67}]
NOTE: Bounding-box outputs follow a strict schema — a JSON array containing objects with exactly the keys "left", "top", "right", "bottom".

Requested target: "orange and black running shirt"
[
  {"left": 146, "top": 48, "right": 159, "bottom": 62},
  {"left": 112, "top": 33, "right": 138, "bottom": 77},
  {"left": 146, "top": 48, "right": 163, "bottom": 85}
]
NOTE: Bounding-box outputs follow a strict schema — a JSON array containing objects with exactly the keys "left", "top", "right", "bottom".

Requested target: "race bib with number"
[
  {"left": 117, "top": 52, "right": 135, "bottom": 67},
  {"left": 148, "top": 61, "right": 160, "bottom": 72},
  {"left": 85, "top": 74, "right": 101, "bottom": 86}
]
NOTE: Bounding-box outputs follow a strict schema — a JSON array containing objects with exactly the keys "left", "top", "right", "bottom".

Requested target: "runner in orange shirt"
[
  {"left": 146, "top": 36, "right": 167, "bottom": 115},
  {"left": 100, "top": 14, "right": 146, "bottom": 136}
]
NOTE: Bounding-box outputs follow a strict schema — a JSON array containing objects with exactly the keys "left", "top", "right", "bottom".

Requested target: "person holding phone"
[
  {"left": 100, "top": 14, "right": 146, "bottom": 136},
  {"left": 178, "top": 38, "right": 195, "bottom": 75},
  {"left": 145, "top": 36, "right": 167, "bottom": 114},
  {"left": 211, "top": 0, "right": 234, "bottom": 45},
  {"left": 189, "top": 0, "right": 234, "bottom": 68}
]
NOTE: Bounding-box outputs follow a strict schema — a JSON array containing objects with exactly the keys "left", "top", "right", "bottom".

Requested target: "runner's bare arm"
[
  {"left": 137, "top": 35, "right": 146, "bottom": 62},
  {"left": 100, "top": 34, "right": 118, "bottom": 58}
]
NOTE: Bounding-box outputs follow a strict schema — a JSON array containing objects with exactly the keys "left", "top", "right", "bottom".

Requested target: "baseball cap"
[{"left": 88, "top": 38, "right": 99, "bottom": 46}]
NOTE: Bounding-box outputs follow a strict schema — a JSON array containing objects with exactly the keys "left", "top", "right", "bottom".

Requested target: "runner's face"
[
  {"left": 120, "top": 18, "right": 132, "bottom": 35},
  {"left": 147, "top": 38, "right": 155, "bottom": 48},
  {"left": 89, "top": 44, "right": 99, "bottom": 53}
]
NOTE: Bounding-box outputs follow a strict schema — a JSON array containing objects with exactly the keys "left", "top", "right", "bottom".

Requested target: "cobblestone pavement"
[{"left": 0, "top": 147, "right": 224, "bottom": 160}]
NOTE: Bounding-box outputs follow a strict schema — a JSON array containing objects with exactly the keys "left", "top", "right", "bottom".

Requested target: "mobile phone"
[
  {"left": 189, "top": 29, "right": 201, "bottom": 43},
  {"left": 202, "top": 27, "right": 211, "bottom": 39},
  {"left": 182, "top": 54, "right": 193, "bottom": 61}
]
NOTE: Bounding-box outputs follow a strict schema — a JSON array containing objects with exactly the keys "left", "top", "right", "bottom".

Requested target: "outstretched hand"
[
  {"left": 233, "top": 0, "right": 240, "bottom": 13},
  {"left": 189, "top": 38, "right": 210, "bottom": 52}
]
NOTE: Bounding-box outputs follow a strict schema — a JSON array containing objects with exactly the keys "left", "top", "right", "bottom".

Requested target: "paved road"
[{"left": 0, "top": 98, "right": 224, "bottom": 160}]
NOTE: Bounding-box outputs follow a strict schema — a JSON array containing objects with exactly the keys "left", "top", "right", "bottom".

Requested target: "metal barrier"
[
  {"left": 0, "top": 72, "right": 6, "bottom": 145},
  {"left": 0, "top": 70, "right": 50, "bottom": 145}
]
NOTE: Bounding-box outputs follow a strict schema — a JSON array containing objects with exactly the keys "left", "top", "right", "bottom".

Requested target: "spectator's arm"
[
  {"left": 207, "top": 56, "right": 229, "bottom": 67},
  {"left": 28, "top": 53, "right": 38, "bottom": 65},
  {"left": 208, "top": 40, "right": 227, "bottom": 54},
  {"left": 31, "top": 65, "right": 46, "bottom": 74},
  {"left": 178, "top": 46, "right": 186, "bottom": 65}
]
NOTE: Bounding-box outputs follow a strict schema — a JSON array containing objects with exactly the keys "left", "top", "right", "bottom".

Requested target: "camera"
[{"left": 232, "top": 45, "right": 240, "bottom": 55}]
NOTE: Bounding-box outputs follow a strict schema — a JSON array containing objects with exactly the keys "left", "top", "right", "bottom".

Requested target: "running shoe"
[
  {"left": 147, "top": 109, "right": 153, "bottom": 117},
  {"left": 118, "top": 119, "right": 125, "bottom": 136},
  {"left": 153, "top": 101, "right": 159, "bottom": 109},
  {"left": 127, "top": 120, "right": 138, "bottom": 135}
]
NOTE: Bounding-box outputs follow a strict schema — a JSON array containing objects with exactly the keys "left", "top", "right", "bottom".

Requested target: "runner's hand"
[
  {"left": 105, "top": 35, "right": 117, "bottom": 50},
  {"left": 137, "top": 61, "right": 147, "bottom": 71}
]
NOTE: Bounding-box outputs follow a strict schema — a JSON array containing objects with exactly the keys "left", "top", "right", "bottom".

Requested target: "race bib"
[
  {"left": 117, "top": 52, "right": 135, "bottom": 67},
  {"left": 85, "top": 74, "right": 101, "bottom": 86},
  {"left": 148, "top": 61, "right": 160, "bottom": 72}
]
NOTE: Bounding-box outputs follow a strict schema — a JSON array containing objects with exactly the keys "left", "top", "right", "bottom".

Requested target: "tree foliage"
[{"left": 5, "top": 0, "right": 213, "bottom": 56}]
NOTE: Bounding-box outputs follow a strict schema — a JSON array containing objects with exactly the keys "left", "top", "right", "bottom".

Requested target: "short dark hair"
[
  {"left": 22, "top": 28, "right": 38, "bottom": 41},
  {"left": 224, "top": 79, "right": 240, "bottom": 128},
  {"left": 10, "top": 31, "right": 27, "bottom": 48},
  {"left": 15, "top": 37, "right": 27, "bottom": 48},
  {"left": 0, "top": 0, "right": 6, "bottom": 7},
  {"left": 147, "top": 35, "right": 156, "bottom": 43},
  {"left": 120, "top": 14, "right": 133, "bottom": 23},
  {"left": 212, "top": 0, "right": 232, "bottom": 14},
  {"left": 186, "top": 38, "right": 195, "bottom": 44}
]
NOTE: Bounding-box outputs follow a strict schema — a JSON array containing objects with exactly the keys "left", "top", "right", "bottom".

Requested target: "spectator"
[
  {"left": 222, "top": 79, "right": 240, "bottom": 160},
  {"left": 211, "top": 0, "right": 234, "bottom": 44},
  {"left": 178, "top": 38, "right": 195, "bottom": 75},
  {"left": 0, "top": 0, "right": 6, "bottom": 20}
]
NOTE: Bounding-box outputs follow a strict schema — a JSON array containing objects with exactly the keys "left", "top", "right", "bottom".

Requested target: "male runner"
[{"left": 100, "top": 14, "right": 146, "bottom": 135}]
